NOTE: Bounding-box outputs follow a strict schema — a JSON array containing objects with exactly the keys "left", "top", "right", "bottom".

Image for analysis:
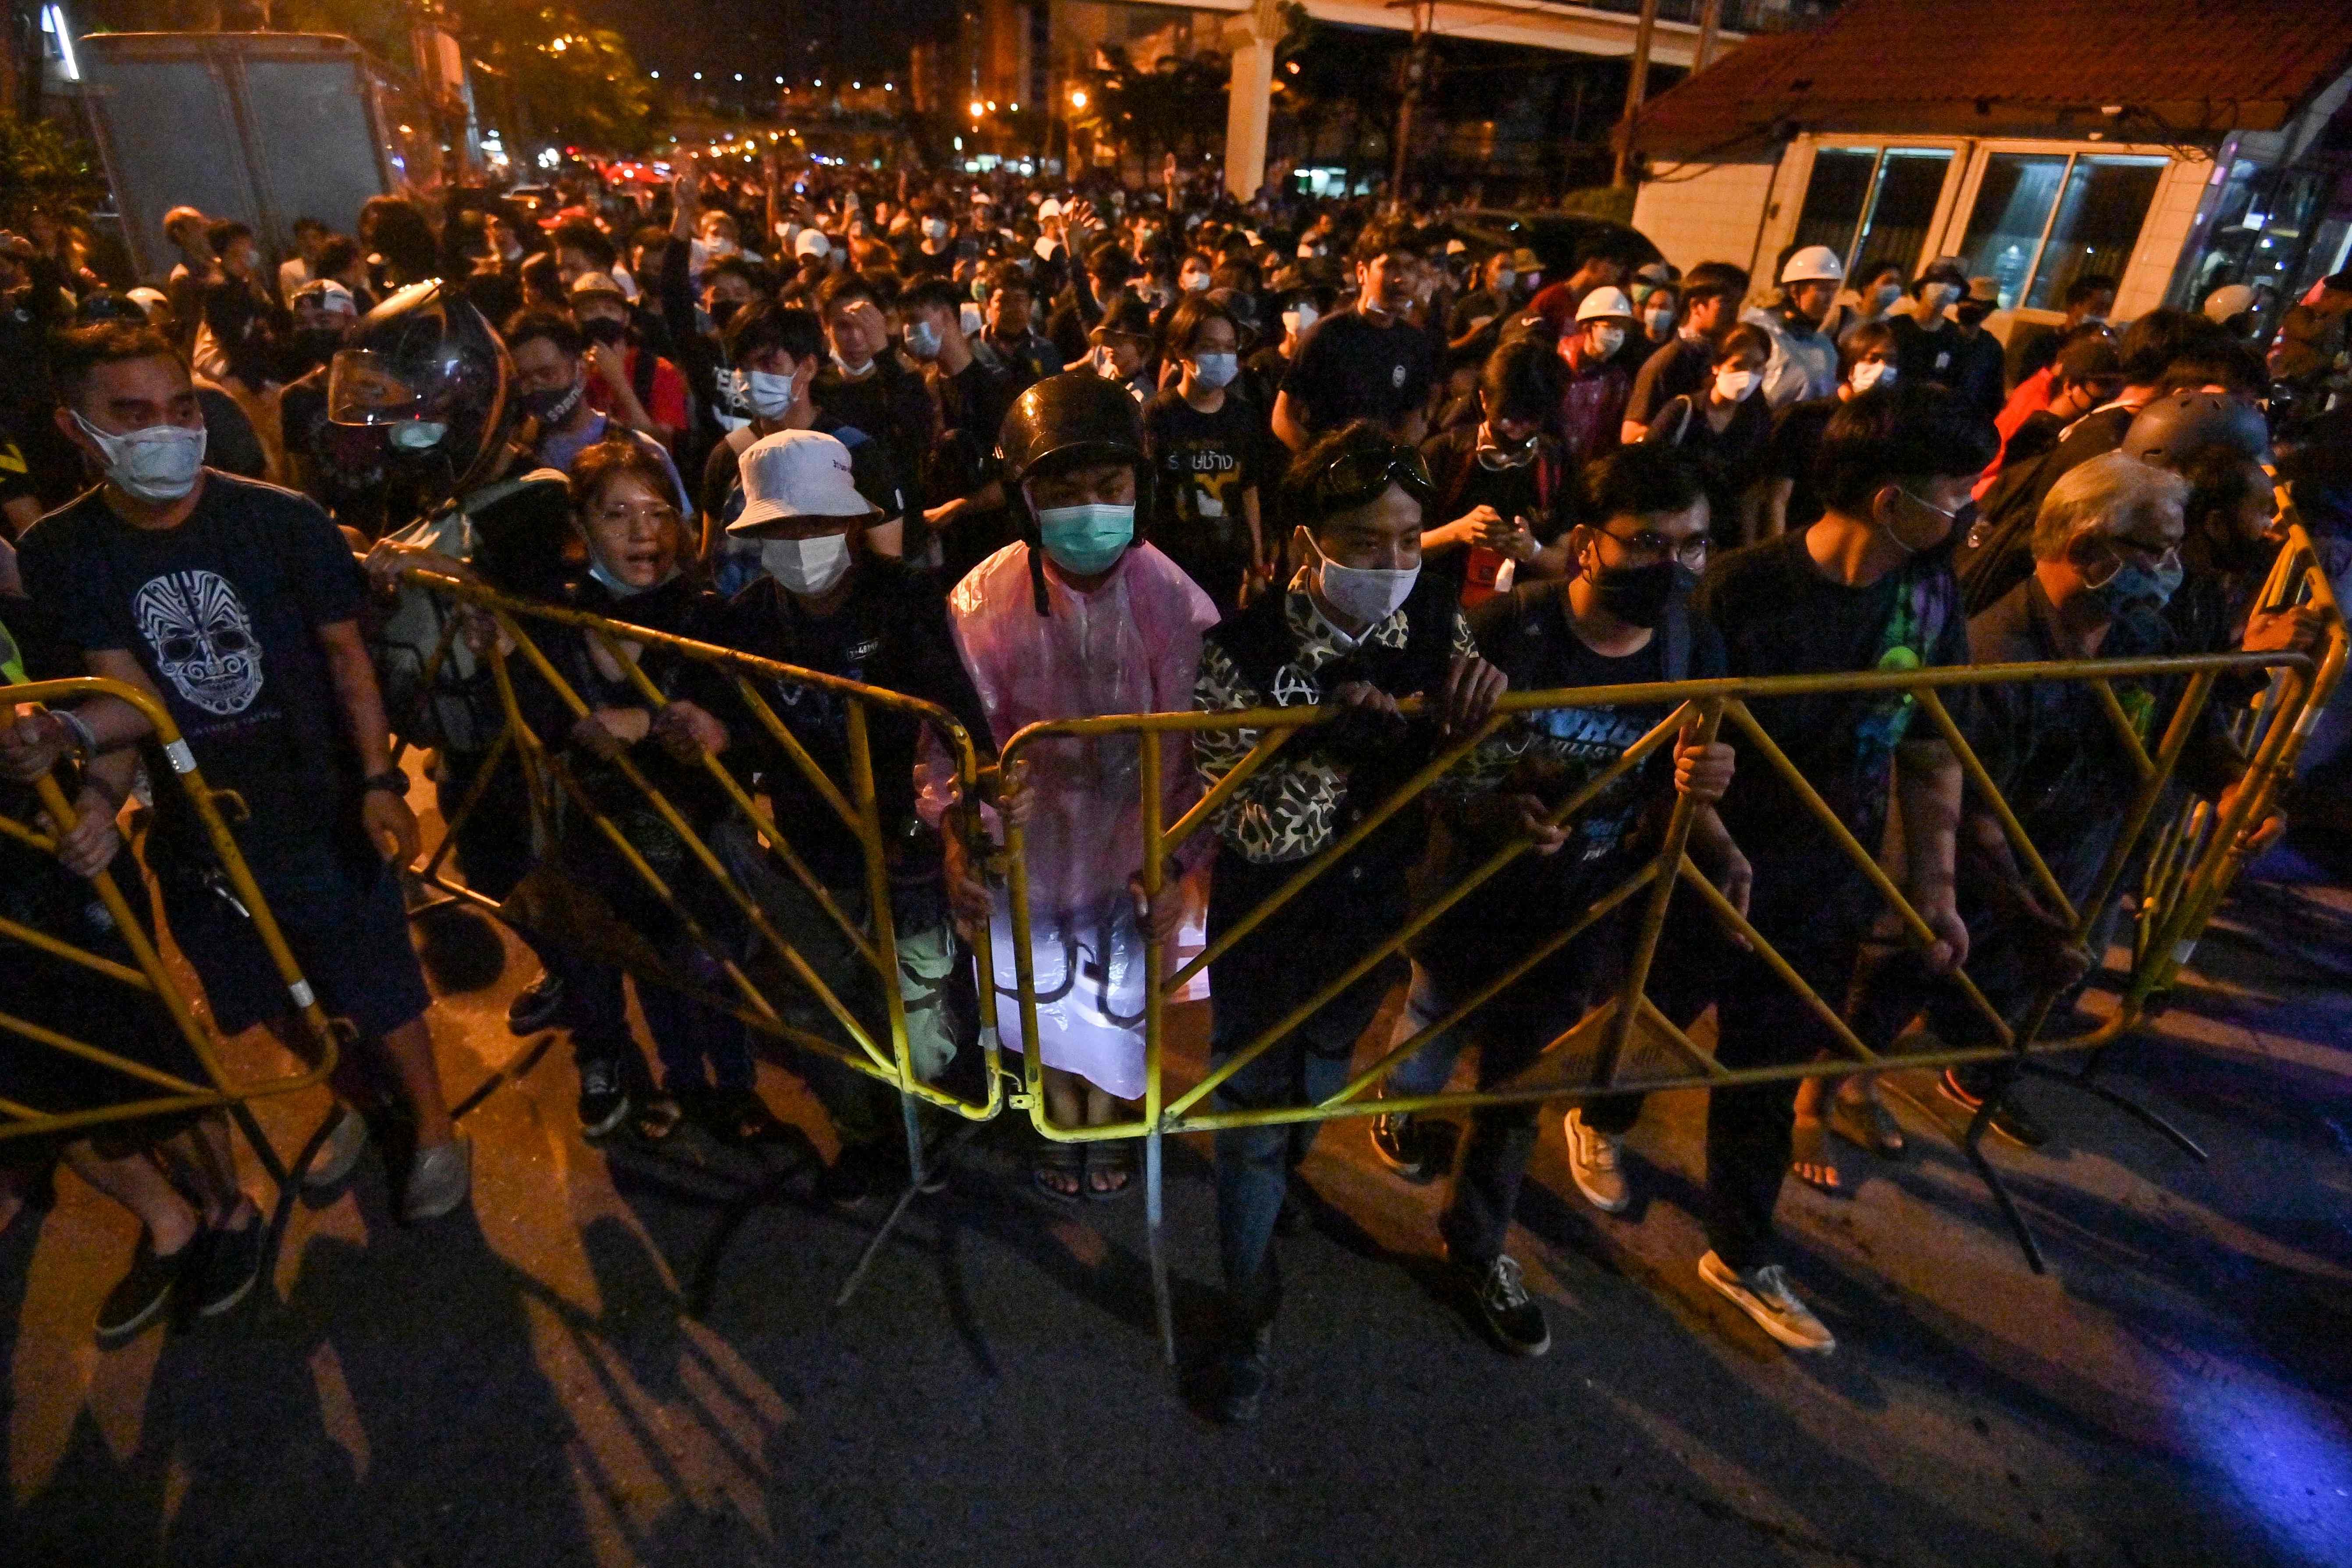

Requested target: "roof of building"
[{"left": 1633, "top": 0, "right": 2352, "bottom": 160}]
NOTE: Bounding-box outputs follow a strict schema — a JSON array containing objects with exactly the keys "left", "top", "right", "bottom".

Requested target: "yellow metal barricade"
[
  {"left": 0, "top": 676, "right": 340, "bottom": 1144},
  {"left": 994, "top": 647, "right": 2326, "bottom": 1148},
  {"left": 396, "top": 570, "right": 1004, "bottom": 1126},
  {"left": 2129, "top": 519, "right": 2348, "bottom": 1007},
  {"left": 990, "top": 639, "right": 2329, "bottom": 1347}
]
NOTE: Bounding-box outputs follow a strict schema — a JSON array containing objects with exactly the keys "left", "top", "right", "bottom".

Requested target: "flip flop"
[
  {"left": 1828, "top": 1094, "right": 1907, "bottom": 1161},
  {"left": 1086, "top": 1138, "right": 1138, "bottom": 1201},
  {"left": 1032, "top": 1141, "right": 1085, "bottom": 1204},
  {"left": 1789, "top": 1113, "right": 1843, "bottom": 1196}
]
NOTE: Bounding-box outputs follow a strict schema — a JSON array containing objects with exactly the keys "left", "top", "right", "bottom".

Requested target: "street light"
[
  {"left": 969, "top": 100, "right": 985, "bottom": 117},
  {"left": 1069, "top": 88, "right": 1086, "bottom": 108}
]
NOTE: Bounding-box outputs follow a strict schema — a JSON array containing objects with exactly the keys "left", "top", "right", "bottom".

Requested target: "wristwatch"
[{"left": 361, "top": 769, "right": 409, "bottom": 797}]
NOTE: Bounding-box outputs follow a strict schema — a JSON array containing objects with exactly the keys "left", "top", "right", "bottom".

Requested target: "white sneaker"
[
  {"left": 1562, "top": 1107, "right": 1629, "bottom": 1213},
  {"left": 302, "top": 1105, "right": 369, "bottom": 1190},
  {"left": 401, "top": 1137, "right": 472, "bottom": 1223},
  {"left": 1698, "top": 1250, "right": 1836, "bottom": 1354}
]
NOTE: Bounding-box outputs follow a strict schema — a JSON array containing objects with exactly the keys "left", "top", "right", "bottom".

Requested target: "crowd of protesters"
[{"left": 0, "top": 153, "right": 2345, "bottom": 1421}]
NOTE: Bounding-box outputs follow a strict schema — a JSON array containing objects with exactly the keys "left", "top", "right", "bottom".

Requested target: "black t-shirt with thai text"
[
  {"left": 17, "top": 472, "right": 371, "bottom": 874},
  {"left": 1143, "top": 389, "right": 1267, "bottom": 605}
]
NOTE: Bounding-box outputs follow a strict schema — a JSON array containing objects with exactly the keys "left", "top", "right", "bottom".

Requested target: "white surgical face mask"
[
  {"left": 904, "top": 319, "right": 943, "bottom": 359},
  {"left": 1181, "top": 273, "right": 1210, "bottom": 293},
  {"left": 761, "top": 532, "right": 853, "bottom": 596},
  {"left": 1282, "top": 303, "right": 1317, "bottom": 337},
  {"left": 1644, "top": 306, "right": 1676, "bottom": 337},
  {"left": 1189, "top": 352, "right": 1238, "bottom": 389},
  {"left": 1850, "top": 359, "right": 1895, "bottom": 392},
  {"left": 1313, "top": 538, "right": 1417, "bottom": 627},
  {"left": 745, "top": 368, "right": 797, "bottom": 421},
  {"left": 1587, "top": 325, "right": 1626, "bottom": 359},
  {"left": 1715, "top": 366, "right": 1761, "bottom": 402},
  {"left": 75, "top": 411, "right": 206, "bottom": 502}
]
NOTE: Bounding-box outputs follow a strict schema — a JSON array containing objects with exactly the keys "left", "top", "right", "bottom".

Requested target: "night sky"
[{"left": 576, "top": 0, "right": 957, "bottom": 86}]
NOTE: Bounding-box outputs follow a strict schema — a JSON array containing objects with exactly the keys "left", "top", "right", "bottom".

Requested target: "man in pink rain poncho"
[{"left": 925, "top": 373, "right": 1219, "bottom": 1200}]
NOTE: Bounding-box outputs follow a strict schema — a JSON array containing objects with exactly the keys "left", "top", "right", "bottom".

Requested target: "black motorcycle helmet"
[
  {"left": 997, "top": 371, "right": 1148, "bottom": 613},
  {"left": 326, "top": 279, "right": 514, "bottom": 508},
  {"left": 2123, "top": 389, "right": 2271, "bottom": 472}
]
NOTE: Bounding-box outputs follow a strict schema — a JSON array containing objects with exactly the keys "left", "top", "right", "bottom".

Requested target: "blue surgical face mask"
[
  {"left": 904, "top": 319, "right": 943, "bottom": 359},
  {"left": 1189, "top": 352, "right": 1238, "bottom": 389},
  {"left": 2088, "top": 555, "right": 2184, "bottom": 613},
  {"left": 1034, "top": 500, "right": 1134, "bottom": 576}
]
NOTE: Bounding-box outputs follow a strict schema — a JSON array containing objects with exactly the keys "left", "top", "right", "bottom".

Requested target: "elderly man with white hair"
[{"left": 1849, "top": 451, "right": 2272, "bottom": 1146}]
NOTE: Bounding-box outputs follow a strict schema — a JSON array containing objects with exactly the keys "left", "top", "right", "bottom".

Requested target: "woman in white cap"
[{"left": 1740, "top": 244, "right": 1844, "bottom": 409}]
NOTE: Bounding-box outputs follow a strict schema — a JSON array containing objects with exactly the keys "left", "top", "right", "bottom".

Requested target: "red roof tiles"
[{"left": 1634, "top": 0, "right": 2352, "bottom": 160}]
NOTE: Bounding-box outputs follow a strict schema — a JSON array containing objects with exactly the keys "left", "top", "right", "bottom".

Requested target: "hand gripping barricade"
[
  {"left": 392, "top": 569, "right": 1005, "bottom": 1300},
  {"left": 0, "top": 676, "right": 342, "bottom": 1197},
  {"left": 2131, "top": 519, "right": 2348, "bottom": 1010},
  {"left": 989, "top": 627, "right": 2336, "bottom": 1360}
]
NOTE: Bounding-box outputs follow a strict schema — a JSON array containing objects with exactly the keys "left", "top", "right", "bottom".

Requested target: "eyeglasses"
[
  {"left": 593, "top": 502, "right": 682, "bottom": 531},
  {"left": 1598, "top": 526, "right": 1708, "bottom": 569},
  {"left": 1305, "top": 442, "right": 1435, "bottom": 511},
  {"left": 2091, "top": 538, "right": 2182, "bottom": 583}
]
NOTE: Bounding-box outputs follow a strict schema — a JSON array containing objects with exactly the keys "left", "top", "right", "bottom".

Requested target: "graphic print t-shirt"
[
  {"left": 1470, "top": 584, "right": 1727, "bottom": 870},
  {"left": 18, "top": 472, "right": 371, "bottom": 874},
  {"left": 1143, "top": 390, "right": 1266, "bottom": 581}
]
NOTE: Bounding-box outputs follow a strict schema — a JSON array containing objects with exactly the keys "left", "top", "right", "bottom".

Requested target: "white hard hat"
[
  {"left": 795, "top": 228, "right": 831, "bottom": 259},
  {"left": 1780, "top": 245, "right": 1846, "bottom": 284},
  {"left": 1575, "top": 285, "right": 1637, "bottom": 322},
  {"left": 1037, "top": 198, "right": 1063, "bottom": 220},
  {"left": 2203, "top": 283, "right": 2257, "bottom": 323}
]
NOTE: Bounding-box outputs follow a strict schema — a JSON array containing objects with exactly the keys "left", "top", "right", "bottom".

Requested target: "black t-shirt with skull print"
[{"left": 18, "top": 472, "right": 373, "bottom": 875}]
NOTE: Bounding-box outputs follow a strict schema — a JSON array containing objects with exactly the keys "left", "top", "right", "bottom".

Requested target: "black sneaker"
[
  {"left": 576, "top": 1057, "right": 630, "bottom": 1139},
  {"left": 1461, "top": 1253, "right": 1550, "bottom": 1357},
  {"left": 96, "top": 1232, "right": 189, "bottom": 1343},
  {"left": 192, "top": 1204, "right": 264, "bottom": 1319},
  {"left": 506, "top": 974, "right": 566, "bottom": 1036},
  {"left": 1370, "top": 1112, "right": 1439, "bottom": 1185},
  {"left": 1938, "top": 1069, "right": 2048, "bottom": 1149}
]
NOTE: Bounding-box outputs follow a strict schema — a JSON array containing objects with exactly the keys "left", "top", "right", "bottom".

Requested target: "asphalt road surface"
[{"left": 4, "top": 850, "right": 2349, "bottom": 1568}]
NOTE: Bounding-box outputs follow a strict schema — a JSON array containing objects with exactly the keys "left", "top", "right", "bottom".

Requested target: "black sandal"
[
  {"left": 1032, "top": 1141, "right": 1085, "bottom": 1203},
  {"left": 1086, "top": 1138, "right": 1139, "bottom": 1201},
  {"left": 633, "top": 1092, "right": 685, "bottom": 1142}
]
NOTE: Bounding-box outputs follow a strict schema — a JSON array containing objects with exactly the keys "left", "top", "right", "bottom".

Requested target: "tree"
[
  {"left": 276, "top": 0, "right": 658, "bottom": 152},
  {"left": 0, "top": 117, "right": 108, "bottom": 229}
]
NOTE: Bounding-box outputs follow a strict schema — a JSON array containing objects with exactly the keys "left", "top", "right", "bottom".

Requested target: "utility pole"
[
  {"left": 1388, "top": 0, "right": 1430, "bottom": 213},
  {"left": 1611, "top": 0, "right": 1660, "bottom": 188},
  {"left": 1694, "top": 0, "right": 1722, "bottom": 72}
]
